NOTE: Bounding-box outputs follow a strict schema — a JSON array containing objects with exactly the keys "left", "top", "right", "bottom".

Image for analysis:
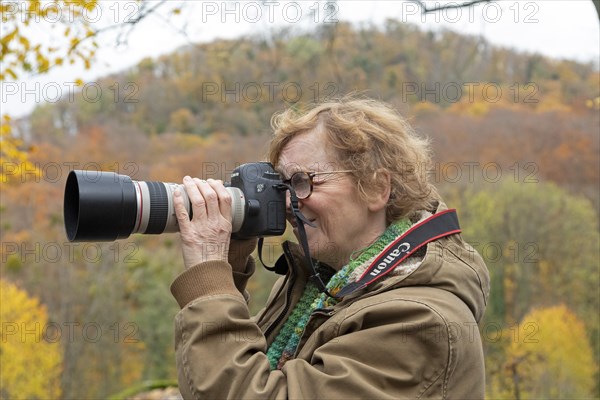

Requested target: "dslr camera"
[{"left": 64, "top": 162, "right": 287, "bottom": 242}]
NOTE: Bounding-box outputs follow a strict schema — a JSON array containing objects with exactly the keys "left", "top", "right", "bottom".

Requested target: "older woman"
[{"left": 171, "top": 97, "right": 490, "bottom": 399}]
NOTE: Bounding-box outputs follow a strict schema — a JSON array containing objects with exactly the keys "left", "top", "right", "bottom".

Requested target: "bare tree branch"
[
  {"left": 108, "top": 0, "right": 171, "bottom": 48},
  {"left": 412, "top": 0, "right": 598, "bottom": 20},
  {"left": 409, "top": 0, "right": 492, "bottom": 13}
]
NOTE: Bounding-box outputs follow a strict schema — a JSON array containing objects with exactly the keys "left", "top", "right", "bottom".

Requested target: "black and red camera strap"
[
  {"left": 261, "top": 183, "right": 461, "bottom": 299},
  {"left": 335, "top": 209, "right": 461, "bottom": 298}
]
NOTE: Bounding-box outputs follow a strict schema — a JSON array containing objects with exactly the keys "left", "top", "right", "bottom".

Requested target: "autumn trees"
[
  {"left": 1, "top": 14, "right": 598, "bottom": 399},
  {"left": 0, "top": 280, "right": 62, "bottom": 398},
  {"left": 491, "top": 305, "right": 597, "bottom": 399}
]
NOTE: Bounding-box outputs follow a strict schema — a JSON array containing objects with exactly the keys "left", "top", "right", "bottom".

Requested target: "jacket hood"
[
  {"left": 284, "top": 202, "right": 490, "bottom": 323},
  {"left": 361, "top": 202, "right": 490, "bottom": 323}
]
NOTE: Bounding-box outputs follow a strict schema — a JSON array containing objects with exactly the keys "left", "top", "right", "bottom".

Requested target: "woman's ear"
[{"left": 368, "top": 170, "right": 391, "bottom": 213}]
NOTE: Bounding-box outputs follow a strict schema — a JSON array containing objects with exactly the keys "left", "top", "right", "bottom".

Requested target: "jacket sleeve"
[
  {"left": 227, "top": 238, "right": 257, "bottom": 296},
  {"left": 171, "top": 261, "right": 288, "bottom": 399},
  {"left": 171, "top": 264, "right": 456, "bottom": 400}
]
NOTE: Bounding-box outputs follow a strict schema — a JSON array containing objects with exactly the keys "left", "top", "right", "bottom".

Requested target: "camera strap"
[
  {"left": 259, "top": 183, "right": 460, "bottom": 300},
  {"left": 335, "top": 209, "right": 461, "bottom": 298},
  {"left": 259, "top": 184, "right": 334, "bottom": 297}
]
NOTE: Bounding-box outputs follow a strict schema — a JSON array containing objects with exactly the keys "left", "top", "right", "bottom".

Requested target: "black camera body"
[
  {"left": 229, "top": 162, "right": 286, "bottom": 239},
  {"left": 64, "top": 162, "right": 287, "bottom": 242}
]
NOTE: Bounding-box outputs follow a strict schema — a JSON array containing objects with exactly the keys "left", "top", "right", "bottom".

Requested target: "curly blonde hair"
[{"left": 268, "top": 96, "right": 439, "bottom": 224}]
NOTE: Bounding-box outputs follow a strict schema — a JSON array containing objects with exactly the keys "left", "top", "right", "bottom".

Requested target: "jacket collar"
[{"left": 280, "top": 201, "right": 490, "bottom": 323}]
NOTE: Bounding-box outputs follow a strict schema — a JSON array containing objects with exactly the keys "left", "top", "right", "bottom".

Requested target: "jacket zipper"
[
  {"left": 264, "top": 242, "right": 298, "bottom": 340},
  {"left": 292, "top": 308, "right": 337, "bottom": 358},
  {"left": 312, "top": 308, "right": 336, "bottom": 317}
]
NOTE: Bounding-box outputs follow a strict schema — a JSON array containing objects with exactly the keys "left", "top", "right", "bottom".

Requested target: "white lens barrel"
[
  {"left": 132, "top": 181, "right": 245, "bottom": 234},
  {"left": 228, "top": 187, "right": 245, "bottom": 233},
  {"left": 132, "top": 181, "right": 151, "bottom": 234},
  {"left": 163, "top": 183, "right": 191, "bottom": 233}
]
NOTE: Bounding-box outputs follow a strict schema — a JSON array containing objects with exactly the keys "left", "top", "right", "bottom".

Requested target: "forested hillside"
[
  {"left": 13, "top": 21, "right": 600, "bottom": 202},
  {"left": 1, "top": 20, "right": 599, "bottom": 399}
]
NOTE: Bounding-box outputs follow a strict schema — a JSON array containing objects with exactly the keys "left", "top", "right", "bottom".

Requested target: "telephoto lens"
[{"left": 64, "top": 170, "right": 245, "bottom": 242}]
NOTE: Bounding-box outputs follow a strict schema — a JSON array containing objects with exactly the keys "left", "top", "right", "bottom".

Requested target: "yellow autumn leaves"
[
  {"left": 0, "top": 115, "right": 41, "bottom": 183},
  {"left": 0, "top": 280, "right": 63, "bottom": 398},
  {"left": 1, "top": 0, "right": 99, "bottom": 80},
  {"left": 490, "top": 305, "right": 597, "bottom": 398}
]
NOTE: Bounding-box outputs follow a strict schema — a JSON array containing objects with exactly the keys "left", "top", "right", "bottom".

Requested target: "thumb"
[{"left": 174, "top": 188, "right": 191, "bottom": 235}]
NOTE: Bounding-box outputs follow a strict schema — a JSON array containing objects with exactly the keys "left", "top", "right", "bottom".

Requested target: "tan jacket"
[{"left": 171, "top": 203, "right": 490, "bottom": 399}]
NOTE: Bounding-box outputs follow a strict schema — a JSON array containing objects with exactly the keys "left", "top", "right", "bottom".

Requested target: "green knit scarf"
[{"left": 266, "top": 219, "right": 412, "bottom": 370}]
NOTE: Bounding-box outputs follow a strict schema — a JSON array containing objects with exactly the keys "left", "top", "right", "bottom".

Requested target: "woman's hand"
[{"left": 174, "top": 176, "right": 233, "bottom": 270}]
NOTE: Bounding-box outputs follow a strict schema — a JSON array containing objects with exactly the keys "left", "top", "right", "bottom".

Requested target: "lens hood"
[{"left": 64, "top": 170, "right": 137, "bottom": 242}]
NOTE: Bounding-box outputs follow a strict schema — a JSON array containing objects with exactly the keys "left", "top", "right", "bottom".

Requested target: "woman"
[{"left": 171, "top": 97, "right": 490, "bottom": 399}]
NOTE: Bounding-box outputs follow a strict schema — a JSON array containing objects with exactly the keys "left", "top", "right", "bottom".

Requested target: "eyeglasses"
[{"left": 284, "top": 170, "right": 355, "bottom": 199}]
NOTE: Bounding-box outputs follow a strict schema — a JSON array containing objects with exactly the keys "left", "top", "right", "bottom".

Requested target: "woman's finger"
[
  {"left": 173, "top": 187, "right": 191, "bottom": 235},
  {"left": 194, "top": 178, "right": 220, "bottom": 222},
  {"left": 184, "top": 176, "right": 207, "bottom": 221},
  {"left": 208, "top": 179, "right": 232, "bottom": 223}
]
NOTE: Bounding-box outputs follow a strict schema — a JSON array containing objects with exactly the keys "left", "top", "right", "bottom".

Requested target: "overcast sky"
[{"left": 2, "top": 0, "right": 599, "bottom": 118}]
